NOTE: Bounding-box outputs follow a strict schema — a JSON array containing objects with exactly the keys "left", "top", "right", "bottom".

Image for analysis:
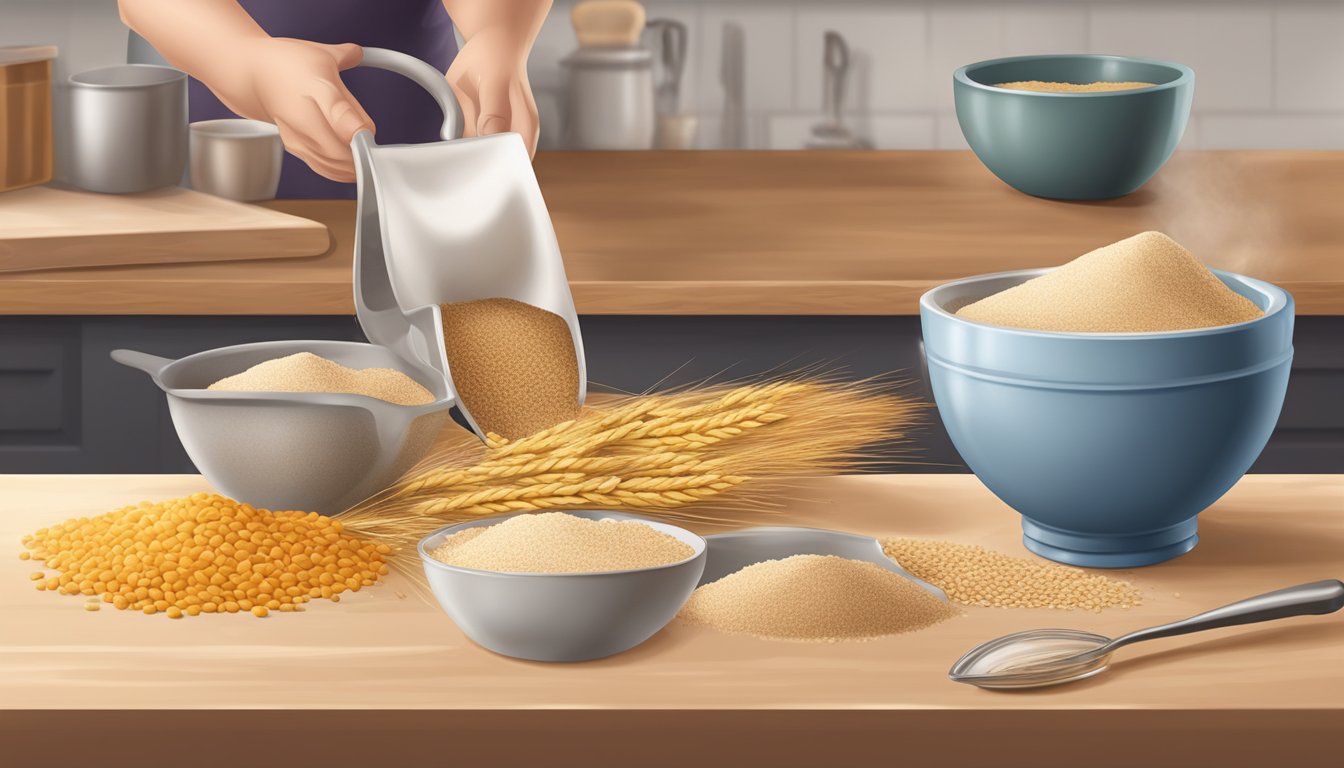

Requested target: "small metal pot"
[
  {"left": 68, "top": 64, "right": 187, "bottom": 194},
  {"left": 563, "top": 47, "right": 655, "bottom": 150},
  {"left": 189, "top": 119, "right": 283, "bottom": 202}
]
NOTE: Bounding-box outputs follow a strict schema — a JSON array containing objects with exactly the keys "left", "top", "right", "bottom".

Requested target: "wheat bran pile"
[
  {"left": 995, "top": 80, "right": 1155, "bottom": 93},
  {"left": 882, "top": 538, "right": 1142, "bottom": 612},
  {"left": 955, "top": 231, "right": 1264, "bottom": 332},
  {"left": 207, "top": 352, "right": 433, "bottom": 406},
  {"left": 429, "top": 512, "right": 693, "bottom": 573},
  {"left": 440, "top": 297, "right": 581, "bottom": 440},
  {"left": 678, "top": 554, "right": 957, "bottom": 642}
]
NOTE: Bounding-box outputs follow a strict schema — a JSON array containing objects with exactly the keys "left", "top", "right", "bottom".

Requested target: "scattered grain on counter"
[
  {"left": 881, "top": 538, "right": 1142, "bottom": 612},
  {"left": 429, "top": 512, "right": 693, "bottom": 573},
  {"left": 207, "top": 352, "right": 433, "bottom": 406},
  {"left": 440, "top": 298, "right": 580, "bottom": 440},
  {"left": 955, "top": 231, "right": 1264, "bottom": 333},
  {"left": 21, "top": 492, "right": 391, "bottom": 617},
  {"left": 995, "top": 80, "right": 1155, "bottom": 93},
  {"left": 678, "top": 554, "right": 958, "bottom": 642}
]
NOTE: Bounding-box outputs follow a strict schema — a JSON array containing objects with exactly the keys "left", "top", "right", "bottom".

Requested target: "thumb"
[
  {"left": 324, "top": 88, "right": 376, "bottom": 142},
  {"left": 475, "top": 77, "right": 512, "bottom": 136},
  {"left": 320, "top": 42, "right": 363, "bottom": 71}
]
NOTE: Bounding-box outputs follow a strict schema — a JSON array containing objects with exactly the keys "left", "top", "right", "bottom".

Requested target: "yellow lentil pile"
[
  {"left": 995, "top": 81, "right": 1155, "bottom": 93},
  {"left": 956, "top": 231, "right": 1264, "bottom": 333},
  {"left": 207, "top": 352, "right": 433, "bottom": 406},
  {"left": 430, "top": 512, "right": 693, "bottom": 573},
  {"left": 881, "top": 538, "right": 1142, "bottom": 612},
  {"left": 440, "top": 297, "right": 581, "bottom": 440},
  {"left": 22, "top": 493, "right": 390, "bottom": 617},
  {"left": 678, "top": 554, "right": 958, "bottom": 642}
]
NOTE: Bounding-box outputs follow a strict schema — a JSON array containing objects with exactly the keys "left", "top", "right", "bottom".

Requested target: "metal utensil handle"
[
  {"left": 1110, "top": 579, "right": 1344, "bottom": 651},
  {"left": 355, "top": 47, "right": 462, "bottom": 142},
  {"left": 822, "top": 31, "right": 849, "bottom": 123},
  {"left": 660, "top": 19, "right": 687, "bottom": 80}
]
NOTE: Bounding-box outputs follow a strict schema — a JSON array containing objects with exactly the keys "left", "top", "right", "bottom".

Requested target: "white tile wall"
[
  {"left": 1000, "top": 5, "right": 1090, "bottom": 58},
  {"left": 2, "top": 0, "right": 131, "bottom": 180},
  {"left": 697, "top": 3, "right": 796, "bottom": 115},
  {"left": 926, "top": 5, "right": 1004, "bottom": 111},
  {"left": 1090, "top": 2, "right": 1274, "bottom": 111},
  {"left": 1, "top": 0, "right": 128, "bottom": 81},
  {"left": 1274, "top": 3, "right": 1344, "bottom": 111},
  {"left": 769, "top": 112, "right": 934, "bottom": 149},
  {"left": 7, "top": 0, "right": 1344, "bottom": 152},
  {"left": 934, "top": 113, "right": 970, "bottom": 150},
  {"left": 1202, "top": 114, "right": 1344, "bottom": 148},
  {"left": 793, "top": 4, "right": 926, "bottom": 113}
]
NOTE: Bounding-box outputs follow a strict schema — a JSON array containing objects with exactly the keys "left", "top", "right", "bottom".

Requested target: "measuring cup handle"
[
  {"left": 356, "top": 47, "right": 463, "bottom": 141},
  {"left": 111, "top": 349, "right": 174, "bottom": 387}
]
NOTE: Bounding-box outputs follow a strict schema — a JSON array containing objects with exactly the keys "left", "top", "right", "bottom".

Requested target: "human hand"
[
  {"left": 446, "top": 30, "right": 540, "bottom": 157},
  {"left": 205, "top": 37, "right": 374, "bottom": 181}
]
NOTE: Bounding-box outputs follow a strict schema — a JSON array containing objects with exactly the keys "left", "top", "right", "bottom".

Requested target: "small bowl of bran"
[{"left": 419, "top": 510, "right": 706, "bottom": 662}]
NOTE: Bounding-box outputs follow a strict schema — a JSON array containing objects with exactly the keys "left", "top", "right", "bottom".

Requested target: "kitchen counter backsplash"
[
  {"left": 531, "top": 0, "right": 1344, "bottom": 151},
  {"left": 6, "top": 0, "right": 1342, "bottom": 154}
]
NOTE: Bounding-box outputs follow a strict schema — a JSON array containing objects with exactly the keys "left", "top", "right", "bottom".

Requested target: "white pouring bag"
[{"left": 350, "top": 47, "right": 587, "bottom": 440}]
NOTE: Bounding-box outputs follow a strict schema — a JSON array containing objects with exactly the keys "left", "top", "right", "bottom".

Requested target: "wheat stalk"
[{"left": 337, "top": 375, "right": 923, "bottom": 575}]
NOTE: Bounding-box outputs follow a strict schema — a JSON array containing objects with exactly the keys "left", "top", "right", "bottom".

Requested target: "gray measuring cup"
[
  {"left": 351, "top": 47, "right": 587, "bottom": 441},
  {"left": 698, "top": 526, "right": 948, "bottom": 601},
  {"left": 112, "top": 342, "right": 451, "bottom": 515}
]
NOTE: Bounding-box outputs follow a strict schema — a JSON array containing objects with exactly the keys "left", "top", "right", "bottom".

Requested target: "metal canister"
[
  {"left": 562, "top": 47, "right": 655, "bottom": 150},
  {"left": 67, "top": 64, "right": 187, "bottom": 194}
]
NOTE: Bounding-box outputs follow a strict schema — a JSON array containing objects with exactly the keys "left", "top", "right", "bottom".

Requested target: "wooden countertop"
[
  {"left": 0, "top": 151, "right": 1341, "bottom": 316},
  {"left": 2, "top": 474, "right": 1341, "bottom": 767}
]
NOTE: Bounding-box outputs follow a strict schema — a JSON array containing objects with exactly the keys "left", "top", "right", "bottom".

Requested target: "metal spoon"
[{"left": 949, "top": 579, "right": 1344, "bottom": 690}]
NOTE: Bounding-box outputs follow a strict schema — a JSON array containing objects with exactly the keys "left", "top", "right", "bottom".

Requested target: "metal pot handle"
[{"left": 354, "top": 47, "right": 463, "bottom": 143}]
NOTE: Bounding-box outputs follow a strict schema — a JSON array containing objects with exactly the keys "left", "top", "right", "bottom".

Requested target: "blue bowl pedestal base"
[{"left": 1021, "top": 517, "right": 1199, "bottom": 568}]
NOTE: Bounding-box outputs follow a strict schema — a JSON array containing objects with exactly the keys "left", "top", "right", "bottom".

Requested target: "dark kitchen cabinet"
[{"left": 1, "top": 315, "right": 1340, "bottom": 474}]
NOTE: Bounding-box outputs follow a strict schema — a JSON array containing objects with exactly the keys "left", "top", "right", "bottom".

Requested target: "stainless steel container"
[
  {"left": 189, "top": 119, "right": 283, "bottom": 201},
  {"left": 68, "top": 64, "right": 187, "bottom": 194},
  {"left": 563, "top": 47, "right": 655, "bottom": 150}
]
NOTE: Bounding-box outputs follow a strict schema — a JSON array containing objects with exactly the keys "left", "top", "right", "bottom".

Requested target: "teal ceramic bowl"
[{"left": 954, "top": 54, "right": 1194, "bottom": 200}]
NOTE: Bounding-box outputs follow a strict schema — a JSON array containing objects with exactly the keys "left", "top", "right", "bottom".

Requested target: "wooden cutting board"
[{"left": 0, "top": 185, "right": 331, "bottom": 273}]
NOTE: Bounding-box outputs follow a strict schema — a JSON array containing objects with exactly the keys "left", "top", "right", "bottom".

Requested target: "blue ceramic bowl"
[
  {"left": 954, "top": 55, "right": 1194, "bottom": 200},
  {"left": 920, "top": 269, "right": 1293, "bottom": 568}
]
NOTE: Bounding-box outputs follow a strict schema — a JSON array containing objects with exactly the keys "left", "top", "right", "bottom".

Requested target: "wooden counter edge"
[{"left": 3, "top": 709, "right": 1338, "bottom": 767}]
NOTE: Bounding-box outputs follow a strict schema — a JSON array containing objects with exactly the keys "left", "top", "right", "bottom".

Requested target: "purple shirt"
[{"left": 187, "top": 0, "right": 457, "bottom": 199}]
